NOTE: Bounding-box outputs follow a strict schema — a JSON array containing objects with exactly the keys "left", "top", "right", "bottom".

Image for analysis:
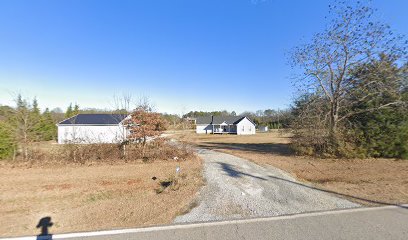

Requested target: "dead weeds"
[
  {"left": 2, "top": 139, "right": 195, "bottom": 166},
  {"left": 0, "top": 157, "right": 203, "bottom": 237},
  {"left": 175, "top": 130, "right": 408, "bottom": 206}
]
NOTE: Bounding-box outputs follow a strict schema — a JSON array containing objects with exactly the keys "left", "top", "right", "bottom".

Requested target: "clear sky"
[{"left": 0, "top": 0, "right": 407, "bottom": 114}]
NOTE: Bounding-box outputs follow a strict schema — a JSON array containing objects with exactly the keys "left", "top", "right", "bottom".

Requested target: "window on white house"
[
  {"left": 249, "top": 126, "right": 251, "bottom": 131},
  {"left": 242, "top": 126, "right": 245, "bottom": 131}
]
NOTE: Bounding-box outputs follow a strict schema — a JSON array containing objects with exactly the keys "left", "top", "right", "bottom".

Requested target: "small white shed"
[
  {"left": 57, "top": 114, "right": 129, "bottom": 144},
  {"left": 258, "top": 125, "right": 269, "bottom": 132}
]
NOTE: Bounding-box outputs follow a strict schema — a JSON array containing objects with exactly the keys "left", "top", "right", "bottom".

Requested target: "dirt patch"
[
  {"left": 43, "top": 184, "right": 73, "bottom": 191},
  {"left": 0, "top": 159, "right": 203, "bottom": 237},
  {"left": 127, "top": 179, "right": 142, "bottom": 185},
  {"left": 175, "top": 130, "right": 408, "bottom": 206}
]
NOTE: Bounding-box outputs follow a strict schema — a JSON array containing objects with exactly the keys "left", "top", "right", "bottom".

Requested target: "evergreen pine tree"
[
  {"left": 39, "top": 108, "right": 57, "bottom": 141},
  {"left": 0, "top": 122, "right": 15, "bottom": 159},
  {"left": 73, "top": 103, "right": 80, "bottom": 116},
  {"left": 30, "top": 98, "right": 42, "bottom": 141},
  {"left": 65, "top": 103, "right": 73, "bottom": 118}
]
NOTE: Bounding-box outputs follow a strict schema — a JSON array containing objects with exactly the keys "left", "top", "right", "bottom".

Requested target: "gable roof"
[
  {"left": 195, "top": 116, "right": 213, "bottom": 125},
  {"left": 196, "top": 116, "right": 254, "bottom": 125},
  {"left": 58, "top": 114, "right": 128, "bottom": 125}
]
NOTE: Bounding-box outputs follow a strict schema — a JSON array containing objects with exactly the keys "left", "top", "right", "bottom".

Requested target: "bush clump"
[{"left": 15, "top": 138, "right": 194, "bottom": 165}]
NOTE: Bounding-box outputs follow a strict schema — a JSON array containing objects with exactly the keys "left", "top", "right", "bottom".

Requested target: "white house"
[
  {"left": 57, "top": 114, "right": 129, "bottom": 144},
  {"left": 195, "top": 116, "right": 256, "bottom": 135}
]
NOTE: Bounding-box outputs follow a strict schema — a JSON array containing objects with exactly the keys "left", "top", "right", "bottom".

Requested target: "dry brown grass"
[
  {"left": 174, "top": 130, "right": 408, "bottom": 206},
  {"left": 7, "top": 139, "right": 194, "bottom": 166},
  {"left": 0, "top": 158, "right": 203, "bottom": 237}
]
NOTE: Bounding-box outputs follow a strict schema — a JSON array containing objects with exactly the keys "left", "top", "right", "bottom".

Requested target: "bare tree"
[
  {"left": 291, "top": 1, "right": 407, "bottom": 144},
  {"left": 136, "top": 96, "right": 156, "bottom": 112},
  {"left": 13, "top": 95, "right": 38, "bottom": 159},
  {"left": 112, "top": 92, "right": 133, "bottom": 114},
  {"left": 110, "top": 93, "right": 135, "bottom": 158}
]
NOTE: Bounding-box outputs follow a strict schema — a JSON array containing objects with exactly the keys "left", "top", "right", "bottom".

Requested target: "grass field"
[
  {"left": 0, "top": 158, "right": 202, "bottom": 237},
  {"left": 174, "top": 130, "right": 408, "bottom": 206}
]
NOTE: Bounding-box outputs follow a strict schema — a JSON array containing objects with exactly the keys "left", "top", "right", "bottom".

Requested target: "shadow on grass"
[
  {"left": 216, "top": 162, "right": 408, "bottom": 210},
  {"left": 36, "top": 216, "right": 53, "bottom": 240},
  {"left": 197, "top": 142, "right": 293, "bottom": 156}
]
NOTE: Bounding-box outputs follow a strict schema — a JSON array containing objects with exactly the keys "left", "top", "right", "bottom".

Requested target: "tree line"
[
  {"left": 182, "top": 109, "right": 292, "bottom": 129},
  {"left": 0, "top": 96, "right": 89, "bottom": 159},
  {"left": 290, "top": 1, "right": 408, "bottom": 159},
  {"left": 0, "top": 95, "right": 58, "bottom": 159}
]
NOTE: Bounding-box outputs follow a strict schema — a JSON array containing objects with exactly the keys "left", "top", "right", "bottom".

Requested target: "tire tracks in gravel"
[{"left": 175, "top": 148, "right": 359, "bottom": 223}]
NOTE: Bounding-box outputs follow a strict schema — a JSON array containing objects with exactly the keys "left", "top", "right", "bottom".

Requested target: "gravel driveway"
[{"left": 175, "top": 148, "right": 359, "bottom": 223}]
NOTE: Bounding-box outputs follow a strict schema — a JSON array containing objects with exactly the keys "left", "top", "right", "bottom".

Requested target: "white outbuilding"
[
  {"left": 57, "top": 114, "right": 129, "bottom": 144},
  {"left": 258, "top": 125, "right": 269, "bottom": 132},
  {"left": 195, "top": 116, "right": 256, "bottom": 135}
]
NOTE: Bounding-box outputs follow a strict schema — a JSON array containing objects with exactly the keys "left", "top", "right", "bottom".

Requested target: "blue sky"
[{"left": 0, "top": 0, "right": 407, "bottom": 114}]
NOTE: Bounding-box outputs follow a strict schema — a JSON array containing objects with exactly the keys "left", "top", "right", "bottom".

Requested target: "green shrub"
[{"left": 0, "top": 122, "right": 16, "bottom": 159}]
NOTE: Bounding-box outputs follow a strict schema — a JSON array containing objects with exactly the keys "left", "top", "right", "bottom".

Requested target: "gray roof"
[
  {"left": 196, "top": 116, "right": 253, "bottom": 125},
  {"left": 195, "top": 116, "right": 213, "bottom": 125},
  {"left": 58, "top": 114, "right": 128, "bottom": 125}
]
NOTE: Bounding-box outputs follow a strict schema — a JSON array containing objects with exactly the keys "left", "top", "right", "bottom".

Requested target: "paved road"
[
  {"left": 8, "top": 205, "right": 408, "bottom": 240},
  {"left": 175, "top": 148, "right": 358, "bottom": 223}
]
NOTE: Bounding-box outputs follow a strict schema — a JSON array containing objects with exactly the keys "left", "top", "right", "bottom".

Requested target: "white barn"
[
  {"left": 57, "top": 114, "right": 129, "bottom": 144},
  {"left": 195, "top": 116, "right": 256, "bottom": 135}
]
